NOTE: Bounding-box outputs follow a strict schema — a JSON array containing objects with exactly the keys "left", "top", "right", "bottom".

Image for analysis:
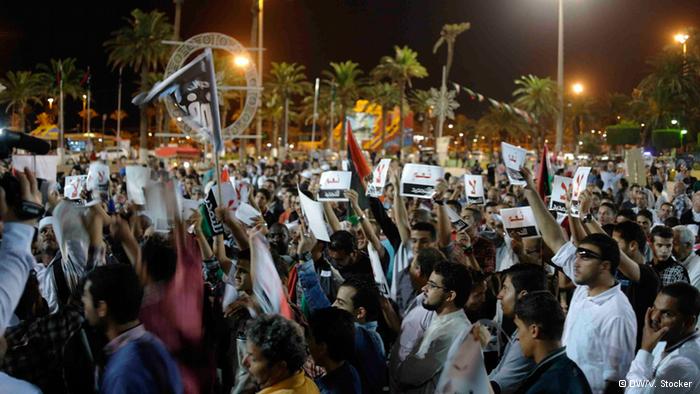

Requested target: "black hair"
[
  {"left": 329, "top": 230, "right": 357, "bottom": 254},
  {"left": 256, "top": 188, "right": 272, "bottom": 201},
  {"left": 432, "top": 261, "right": 473, "bottom": 308},
  {"left": 579, "top": 233, "right": 620, "bottom": 275},
  {"left": 514, "top": 291, "right": 565, "bottom": 341},
  {"left": 411, "top": 221, "right": 437, "bottom": 241},
  {"left": 664, "top": 217, "right": 681, "bottom": 228},
  {"left": 601, "top": 223, "right": 615, "bottom": 236},
  {"left": 659, "top": 282, "right": 700, "bottom": 321},
  {"left": 636, "top": 209, "right": 653, "bottom": 223},
  {"left": 484, "top": 201, "right": 499, "bottom": 209},
  {"left": 142, "top": 233, "right": 177, "bottom": 283},
  {"left": 652, "top": 181, "right": 664, "bottom": 193},
  {"left": 464, "top": 207, "right": 483, "bottom": 224},
  {"left": 599, "top": 202, "right": 617, "bottom": 215},
  {"left": 502, "top": 263, "right": 547, "bottom": 295},
  {"left": 617, "top": 209, "right": 636, "bottom": 222},
  {"left": 309, "top": 307, "right": 356, "bottom": 362},
  {"left": 415, "top": 248, "right": 447, "bottom": 279},
  {"left": 245, "top": 314, "right": 307, "bottom": 373},
  {"left": 446, "top": 200, "right": 462, "bottom": 213},
  {"left": 264, "top": 178, "right": 278, "bottom": 189},
  {"left": 340, "top": 275, "right": 381, "bottom": 322},
  {"left": 651, "top": 225, "right": 674, "bottom": 240},
  {"left": 86, "top": 264, "right": 144, "bottom": 324},
  {"left": 619, "top": 178, "right": 629, "bottom": 189},
  {"left": 613, "top": 221, "right": 647, "bottom": 255}
]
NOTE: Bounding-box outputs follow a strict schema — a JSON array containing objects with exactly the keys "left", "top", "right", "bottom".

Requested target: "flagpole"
[
  {"left": 117, "top": 67, "right": 122, "bottom": 141},
  {"left": 58, "top": 63, "right": 65, "bottom": 162},
  {"left": 311, "top": 78, "right": 319, "bottom": 152}
]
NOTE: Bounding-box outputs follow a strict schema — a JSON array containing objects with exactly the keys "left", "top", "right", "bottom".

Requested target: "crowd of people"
[{"left": 0, "top": 149, "right": 699, "bottom": 394}]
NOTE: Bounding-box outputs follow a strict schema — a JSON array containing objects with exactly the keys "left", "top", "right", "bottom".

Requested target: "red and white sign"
[
  {"left": 367, "top": 159, "right": 391, "bottom": 197},
  {"left": 318, "top": 171, "right": 352, "bottom": 201}
]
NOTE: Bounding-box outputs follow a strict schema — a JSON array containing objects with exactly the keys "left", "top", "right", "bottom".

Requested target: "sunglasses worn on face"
[{"left": 576, "top": 247, "right": 602, "bottom": 261}]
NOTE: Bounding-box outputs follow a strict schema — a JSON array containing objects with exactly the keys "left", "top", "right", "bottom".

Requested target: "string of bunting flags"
[{"left": 451, "top": 82, "right": 535, "bottom": 124}]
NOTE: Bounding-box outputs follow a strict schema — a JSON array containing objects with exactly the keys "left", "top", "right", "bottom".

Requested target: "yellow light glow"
[
  {"left": 233, "top": 55, "right": 251, "bottom": 68},
  {"left": 675, "top": 33, "right": 689, "bottom": 44},
  {"left": 572, "top": 82, "right": 584, "bottom": 95}
]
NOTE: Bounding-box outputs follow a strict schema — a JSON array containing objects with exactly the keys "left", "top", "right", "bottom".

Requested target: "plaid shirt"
[
  {"left": 653, "top": 258, "right": 691, "bottom": 287},
  {"left": 1, "top": 304, "right": 84, "bottom": 393}
]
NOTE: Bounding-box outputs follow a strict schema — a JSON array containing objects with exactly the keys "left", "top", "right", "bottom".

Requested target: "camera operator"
[{"left": 0, "top": 168, "right": 43, "bottom": 333}]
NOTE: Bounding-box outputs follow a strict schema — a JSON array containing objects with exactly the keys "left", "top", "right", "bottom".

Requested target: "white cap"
[{"left": 39, "top": 216, "right": 55, "bottom": 231}]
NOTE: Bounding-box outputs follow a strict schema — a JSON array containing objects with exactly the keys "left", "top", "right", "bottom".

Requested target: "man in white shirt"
[
  {"left": 522, "top": 167, "right": 637, "bottom": 394},
  {"left": 625, "top": 282, "right": 700, "bottom": 393},
  {"left": 673, "top": 225, "right": 700, "bottom": 290},
  {"left": 396, "top": 261, "right": 472, "bottom": 394}
]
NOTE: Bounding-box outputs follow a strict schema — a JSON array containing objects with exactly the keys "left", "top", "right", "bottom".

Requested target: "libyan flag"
[
  {"left": 536, "top": 144, "right": 553, "bottom": 200},
  {"left": 346, "top": 122, "right": 372, "bottom": 211}
]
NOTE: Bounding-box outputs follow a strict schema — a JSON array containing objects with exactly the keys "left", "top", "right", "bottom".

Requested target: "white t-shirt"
[{"left": 552, "top": 241, "right": 637, "bottom": 394}]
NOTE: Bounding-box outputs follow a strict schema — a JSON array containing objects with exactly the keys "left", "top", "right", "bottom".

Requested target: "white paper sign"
[
  {"left": 436, "top": 331, "right": 490, "bottom": 394},
  {"left": 86, "top": 162, "right": 110, "bottom": 192},
  {"left": 501, "top": 142, "right": 527, "bottom": 186},
  {"left": 298, "top": 188, "right": 330, "bottom": 242},
  {"left": 125, "top": 165, "right": 150, "bottom": 205},
  {"left": 180, "top": 199, "right": 200, "bottom": 221},
  {"left": 12, "top": 155, "right": 59, "bottom": 182},
  {"left": 144, "top": 182, "right": 171, "bottom": 232},
  {"left": 212, "top": 181, "right": 238, "bottom": 211},
  {"left": 64, "top": 175, "right": 87, "bottom": 200},
  {"left": 446, "top": 207, "right": 469, "bottom": 232},
  {"left": 52, "top": 201, "right": 89, "bottom": 260},
  {"left": 235, "top": 202, "right": 262, "bottom": 226},
  {"left": 400, "top": 164, "right": 445, "bottom": 199},
  {"left": 367, "top": 159, "right": 391, "bottom": 197},
  {"left": 570, "top": 167, "right": 592, "bottom": 217},
  {"left": 464, "top": 174, "right": 485, "bottom": 205},
  {"left": 368, "top": 243, "right": 389, "bottom": 296},
  {"left": 501, "top": 206, "right": 539, "bottom": 238},
  {"left": 549, "top": 175, "right": 572, "bottom": 214},
  {"left": 318, "top": 171, "right": 352, "bottom": 201}
]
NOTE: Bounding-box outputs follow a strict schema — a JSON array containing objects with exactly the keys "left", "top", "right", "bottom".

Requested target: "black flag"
[{"left": 133, "top": 48, "right": 223, "bottom": 154}]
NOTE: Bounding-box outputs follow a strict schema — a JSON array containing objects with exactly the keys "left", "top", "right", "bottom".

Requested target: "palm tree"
[
  {"left": 0, "top": 71, "right": 42, "bottom": 130},
  {"left": 372, "top": 46, "right": 428, "bottom": 156},
  {"left": 433, "top": 22, "right": 470, "bottom": 83},
  {"left": 266, "top": 62, "right": 310, "bottom": 154},
  {"left": 260, "top": 90, "right": 283, "bottom": 147},
  {"left": 104, "top": 9, "right": 173, "bottom": 159},
  {"left": 512, "top": 74, "right": 558, "bottom": 152},
  {"left": 36, "top": 58, "right": 84, "bottom": 102},
  {"left": 365, "top": 82, "right": 399, "bottom": 152},
  {"left": 476, "top": 107, "right": 528, "bottom": 152},
  {"left": 322, "top": 61, "right": 364, "bottom": 150}
]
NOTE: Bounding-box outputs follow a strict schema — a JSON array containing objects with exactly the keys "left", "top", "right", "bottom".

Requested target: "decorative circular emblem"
[{"left": 164, "top": 32, "right": 259, "bottom": 142}]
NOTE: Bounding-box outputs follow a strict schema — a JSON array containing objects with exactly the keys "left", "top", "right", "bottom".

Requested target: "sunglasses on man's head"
[{"left": 576, "top": 247, "right": 603, "bottom": 261}]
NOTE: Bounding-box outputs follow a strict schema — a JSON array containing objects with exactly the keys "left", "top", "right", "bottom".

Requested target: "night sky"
[{"left": 1, "top": 0, "right": 699, "bottom": 129}]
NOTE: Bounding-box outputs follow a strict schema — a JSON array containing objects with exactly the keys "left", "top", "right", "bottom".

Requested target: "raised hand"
[{"left": 641, "top": 307, "right": 669, "bottom": 352}]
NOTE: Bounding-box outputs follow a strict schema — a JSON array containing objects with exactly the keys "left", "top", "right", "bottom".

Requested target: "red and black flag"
[{"left": 346, "top": 121, "right": 371, "bottom": 210}]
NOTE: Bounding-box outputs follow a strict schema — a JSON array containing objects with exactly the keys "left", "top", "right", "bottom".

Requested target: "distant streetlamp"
[
  {"left": 47, "top": 97, "right": 54, "bottom": 110},
  {"left": 572, "top": 82, "right": 584, "bottom": 95},
  {"left": 675, "top": 32, "right": 689, "bottom": 56}
]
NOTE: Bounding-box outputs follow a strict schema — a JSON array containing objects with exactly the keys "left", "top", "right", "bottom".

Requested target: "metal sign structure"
[{"left": 164, "top": 33, "right": 260, "bottom": 143}]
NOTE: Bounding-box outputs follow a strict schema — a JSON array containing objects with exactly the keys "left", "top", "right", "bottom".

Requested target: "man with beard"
[
  {"left": 625, "top": 282, "right": 700, "bottom": 393},
  {"left": 396, "top": 261, "right": 472, "bottom": 394}
]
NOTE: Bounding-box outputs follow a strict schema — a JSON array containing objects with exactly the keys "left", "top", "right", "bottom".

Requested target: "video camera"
[{"left": 0, "top": 128, "right": 50, "bottom": 159}]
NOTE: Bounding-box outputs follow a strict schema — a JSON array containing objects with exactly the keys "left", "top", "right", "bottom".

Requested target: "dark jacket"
[{"left": 515, "top": 347, "right": 592, "bottom": 394}]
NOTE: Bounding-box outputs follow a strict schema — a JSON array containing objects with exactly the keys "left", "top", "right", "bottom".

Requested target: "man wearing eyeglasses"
[
  {"left": 521, "top": 167, "right": 636, "bottom": 394},
  {"left": 396, "top": 261, "right": 472, "bottom": 394}
]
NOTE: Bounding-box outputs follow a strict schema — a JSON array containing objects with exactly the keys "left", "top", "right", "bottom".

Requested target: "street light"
[
  {"left": 675, "top": 32, "right": 689, "bottom": 55},
  {"left": 47, "top": 97, "right": 54, "bottom": 109},
  {"left": 572, "top": 82, "right": 584, "bottom": 95},
  {"left": 233, "top": 54, "right": 250, "bottom": 68},
  {"left": 671, "top": 119, "right": 678, "bottom": 125}
]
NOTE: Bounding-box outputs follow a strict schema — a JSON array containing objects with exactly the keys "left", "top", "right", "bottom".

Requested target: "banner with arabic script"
[
  {"left": 500, "top": 206, "right": 539, "bottom": 238},
  {"left": 400, "top": 164, "right": 445, "bottom": 199},
  {"left": 318, "top": 171, "right": 352, "bottom": 201}
]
